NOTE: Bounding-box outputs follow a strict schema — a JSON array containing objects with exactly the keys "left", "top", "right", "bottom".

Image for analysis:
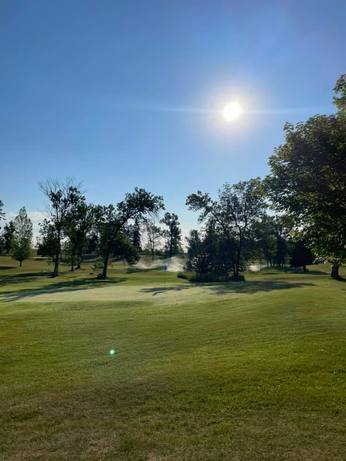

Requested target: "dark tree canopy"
[
  {"left": 94, "top": 188, "right": 164, "bottom": 278},
  {"left": 40, "top": 179, "right": 84, "bottom": 277},
  {"left": 0, "top": 200, "right": 4, "bottom": 222},
  {"left": 2, "top": 221, "right": 15, "bottom": 254},
  {"left": 267, "top": 112, "right": 346, "bottom": 278},
  {"left": 334, "top": 74, "right": 346, "bottom": 114},
  {"left": 160, "top": 212, "right": 181, "bottom": 257},
  {"left": 186, "top": 178, "right": 266, "bottom": 279},
  {"left": 11, "top": 207, "right": 33, "bottom": 267}
]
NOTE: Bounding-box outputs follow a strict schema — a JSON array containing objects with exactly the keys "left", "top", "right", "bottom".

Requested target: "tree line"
[
  {"left": 0, "top": 75, "right": 345, "bottom": 279},
  {"left": 0, "top": 186, "right": 183, "bottom": 277}
]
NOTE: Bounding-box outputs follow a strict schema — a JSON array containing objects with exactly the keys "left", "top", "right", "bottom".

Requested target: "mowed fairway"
[{"left": 0, "top": 257, "right": 345, "bottom": 460}]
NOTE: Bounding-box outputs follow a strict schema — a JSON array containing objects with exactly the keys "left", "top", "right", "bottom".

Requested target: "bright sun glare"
[{"left": 222, "top": 101, "right": 243, "bottom": 122}]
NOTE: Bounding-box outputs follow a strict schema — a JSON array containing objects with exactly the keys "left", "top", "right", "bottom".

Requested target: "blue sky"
[{"left": 0, "top": 0, "right": 345, "bottom": 234}]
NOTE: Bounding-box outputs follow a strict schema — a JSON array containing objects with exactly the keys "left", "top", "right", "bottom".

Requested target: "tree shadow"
[
  {"left": 140, "top": 286, "right": 190, "bottom": 296},
  {"left": 0, "top": 271, "right": 52, "bottom": 286},
  {"left": 204, "top": 280, "right": 315, "bottom": 295},
  {"left": 1, "top": 277, "right": 126, "bottom": 302},
  {"left": 140, "top": 280, "right": 314, "bottom": 297}
]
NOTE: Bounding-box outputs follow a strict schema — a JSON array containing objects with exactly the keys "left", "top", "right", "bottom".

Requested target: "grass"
[{"left": 0, "top": 256, "right": 345, "bottom": 460}]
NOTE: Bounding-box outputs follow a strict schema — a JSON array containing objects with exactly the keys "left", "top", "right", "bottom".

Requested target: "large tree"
[
  {"left": 186, "top": 178, "right": 266, "bottom": 279},
  {"left": 160, "top": 212, "right": 181, "bottom": 257},
  {"left": 267, "top": 81, "right": 346, "bottom": 279},
  {"left": 41, "top": 179, "right": 83, "bottom": 277},
  {"left": 94, "top": 188, "right": 164, "bottom": 278},
  {"left": 11, "top": 207, "right": 33, "bottom": 267}
]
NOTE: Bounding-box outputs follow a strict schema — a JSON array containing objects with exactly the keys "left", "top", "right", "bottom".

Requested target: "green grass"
[{"left": 0, "top": 256, "right": 345, "bottom": 460}]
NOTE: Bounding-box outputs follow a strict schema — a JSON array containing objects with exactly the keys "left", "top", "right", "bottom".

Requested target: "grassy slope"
[{"left": 0, "top": 257, "right": 345, "bottom": 460}]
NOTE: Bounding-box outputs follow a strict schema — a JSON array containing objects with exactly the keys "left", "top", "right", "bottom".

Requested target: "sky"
[{"left": 0, "top": 0, "right": 345, "bottom": 236}]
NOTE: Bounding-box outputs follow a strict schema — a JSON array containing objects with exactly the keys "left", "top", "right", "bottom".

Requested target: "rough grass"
[{"left": 0, "top": 256, "right": 345, "bottom": 460}]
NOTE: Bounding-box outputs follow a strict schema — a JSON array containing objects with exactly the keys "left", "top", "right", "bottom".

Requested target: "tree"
[
  {"left": 11, "top": 207, "right": 32, "bottom": 267},
  {"left": 64, "top": 201, "right": 94, "bottom": 271},
  {"left": 289, "top": 239, "right": 315, "bottom": 272},
  {"left": 37, "top": 220, "right": 57, "bottom": 258},
  {"left": 334, "top": 74, "right": 346, "bottom": 114},
  {"left": 253, "top": 216, "right": 277, "bottom": 267},
  {"left": 94, "top": 188, "right": 164, "bottom": 278},
  {"left": 2, "top": 221, "right": 15, "bottom": 254},
  {"left": 145, "top": 220, "right": 162, "bottom": 260},
  {"left": 267, "top": 83, "right": 346, "bottom": 279},
  {"left": 186, "top": 178, "right": 266, "bottom": 279},
  {"left": 131, "top": 217, "right": 142, "bottom": 251},
  {"left": 41, "top": 179, "right": 83, "bottom": 277},
  {"left": 160, "top": 212, "right": 181, "bottom": 257},
  {"left": 0, "top": 200, "right": 4, "bottom": 223}
]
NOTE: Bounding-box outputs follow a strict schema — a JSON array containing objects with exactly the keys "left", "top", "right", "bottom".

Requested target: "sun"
[{"left": 222, "top": 101, "right": 243, "bottom": 122}]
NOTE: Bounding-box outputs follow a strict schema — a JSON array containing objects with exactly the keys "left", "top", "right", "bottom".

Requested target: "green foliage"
[
  {"left": 0, "top": 200, "right": 4, "bottom": 222},
  {"left": 64, "top": 200, "right": 94, "bottom": 270},
  {"left": 186, "top": 178, "right": 266, "bottom": 278},
  {"left": 289, "top": 239, "right": 315, "bottom": 271},
  {"left": 333, "top": 74, "right": 346, "bottom": 114},
  {"left": 94, "top": 188, "right": 164, "bottom": 278},
  {"left": 145, "top": 220, "right": 163, "bottom": 259},
  {"left": 267, "top": 111, "right": 346, "bottom": 278},
  {"left": 11, "top": 207, "right": 33, "bottom": 266},
  {"left": 1, "top": 220, "right": 15, "bottom": 254},
  {"left": 40, "top": 179, "right": 85, "bottom": 277},
  {"left": 160, "top": 212, "right": 182, "bottom": 257}
]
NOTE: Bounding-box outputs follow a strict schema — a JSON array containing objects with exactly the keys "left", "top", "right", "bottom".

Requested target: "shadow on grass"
[
  {"left": 0, "top": 271, "right": 52, "bottom": 286},
  {"left": 141, "top": 281, "right": 315, "bottom": 296},
  {"left": 127, "top": 267, "right": 160, "bottom": 274},
  {"left": 205, "top": 280, "right": 315, "bottom": 295},
  {"left": 141, "top": 286, "right": 190, "bottom": 296},
  {"left": 0, "top": 277, "right": 127, "bottom": 302},
  {"left": 141, "top": 280, "right": 314, "bottom": 296}
]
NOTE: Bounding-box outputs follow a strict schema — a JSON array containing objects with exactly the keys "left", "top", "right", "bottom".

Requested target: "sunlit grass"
[{"left": 0, "top": 256, "right": 345, "bottom": 460}]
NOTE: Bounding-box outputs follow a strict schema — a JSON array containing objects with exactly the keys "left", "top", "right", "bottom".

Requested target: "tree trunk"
[
  {"left": 70, "top": 254, "right": 75, "bottom": 271},
  {"left": 101, "top": 252, "right": 110, "bottom": 279},
  {"left": 52, "top": 231, "right": 61, "bottom": 277},
  {"left": 19, "top": 260, "right": 22, "bottom": 267},
  {"left": 331, "top": 262, "right": 340, "bottom": 279},
  {"left": 303, "top": 264, "right": 307, "bottom": 273}
]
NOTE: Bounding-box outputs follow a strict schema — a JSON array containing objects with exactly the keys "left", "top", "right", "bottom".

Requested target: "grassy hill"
[{"left": 0, "top": 256, "right": 345, "bottom": 460}]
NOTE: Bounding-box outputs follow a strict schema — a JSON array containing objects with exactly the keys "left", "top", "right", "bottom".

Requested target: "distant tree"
[
  {"left": 253, "top": 215, "right": 277, "bottom": 267},
  {"left": 187, "top": 178, "right": 266, "bottom": 279},
  {"left": 333, "top": 74, "right": 346, "bottom": 114},
  {"left": 40, "top": 179, "right": 83, "bottom": 277},
  {"left": 0, "top": 200, "right": 4, "bottom": 223},
  {"left": 2, "top": 221, "right": 15, "bottom": 254},
  {"left": 11, "top": 207, "right": 33, "bottom": 267},
  {"left": 145, "top": 220, "right": 162, "bottom": 260},
  {"left": 94, "top": 188, "right": 164, "bottom": 278},
  {"left": 267, "top": 82, "right": 346, "bottom": 279},
  {"left": 160, "top": 212, "right": 181, "bottom": 257},
  {"left": 64, "top": 201, "right": 94, "bottom": 271},
  {"left": 289, "top": 239, "right": 315, "bottom": 272}
]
